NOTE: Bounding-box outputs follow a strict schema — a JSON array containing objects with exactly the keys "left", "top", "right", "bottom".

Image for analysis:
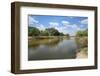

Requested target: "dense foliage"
[
  {"left": 45, "top": 28, "right": 60, "bottom": 36},
  {"left": 28, "top": 27, "right": 40, "bottom": 36},
  {"left": 76, "top": 29, "right": 88, "bottom": 37},
  {"left": 28, "top": 26, "right": 69, "bottom": 36}
]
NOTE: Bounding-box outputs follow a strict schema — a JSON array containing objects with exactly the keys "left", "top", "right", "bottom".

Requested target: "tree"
[
  {"left": 40, "top": 30, "right": 49, "bottom": 36},
  {"left": 66, "top": 34, "right": 70, "bottom": 37},
  {"left": 28, "top": 27, "right": 40, "bottom": 36},
  {"left": 59, "top": 32, "right": 64, "bottom": 36},
  {"left": 28, "top": 27, "right": 33, "bottom": 36},
  {"left": 46, "top": 28, "right": 60, "bottom": 36},
  {"left": 76, "top": 29, "right": 88, "bottom": 37}
]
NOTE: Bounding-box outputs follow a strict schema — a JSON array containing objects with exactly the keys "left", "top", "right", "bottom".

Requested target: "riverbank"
[
  {"left": 28, "top": 36, "right": 69, "bottom": 39},
  {"left": 75, "top": 37, "right": 88, "bottom": 58},
  {"left": 28, "top": 36, "right": 61, "bottom": 47},
  {"left": 76, "top": 47, "right": 88, "bottom": 58}
]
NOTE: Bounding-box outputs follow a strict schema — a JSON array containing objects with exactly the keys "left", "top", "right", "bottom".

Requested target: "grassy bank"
[
  {"left": 28, "top": 36, "right": 60, "bottom": 47},
  {"left": 75, "top": 37, "right": 88, "bottom": 58},
  {"left": 29, "top": 36, "right": 69, "bottom": 39},
  {"left": 28, "top": 36, "right": 70, "bottom": 47}
]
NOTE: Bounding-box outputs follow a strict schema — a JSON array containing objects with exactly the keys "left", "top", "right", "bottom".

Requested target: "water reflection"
[{"left": 28, "top": 37, "right": 77, "bottom": 61}]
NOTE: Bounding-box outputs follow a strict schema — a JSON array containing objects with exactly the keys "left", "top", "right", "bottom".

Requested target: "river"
[{"left": 28, "top": 37, "right": 79, "bottom": 61}]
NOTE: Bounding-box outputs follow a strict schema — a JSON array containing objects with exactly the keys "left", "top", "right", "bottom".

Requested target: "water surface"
[{"left": 28, "top": 37, "right": 78, "bottom": 61}]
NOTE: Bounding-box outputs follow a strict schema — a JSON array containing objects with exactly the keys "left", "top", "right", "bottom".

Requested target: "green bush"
[
  {"left": 28, "top": 27, "right": 40, "bottom": 36},
  {"left": 76, "top": 30, "right": 88, "bottom": 37}
]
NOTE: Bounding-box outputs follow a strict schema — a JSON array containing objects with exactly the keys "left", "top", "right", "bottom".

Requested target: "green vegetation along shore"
[{"left": 75, "top": 29, "right": 88, "bottom": 58}]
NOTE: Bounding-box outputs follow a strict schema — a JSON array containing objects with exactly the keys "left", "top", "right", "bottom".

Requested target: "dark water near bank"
[{"left": 28, "top": 37, "right": 78, "bottom": 61}]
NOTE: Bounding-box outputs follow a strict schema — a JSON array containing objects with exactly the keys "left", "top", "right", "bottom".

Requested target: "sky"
[{"left": 28, "top": 15, "right": 88, "bottom": 36}]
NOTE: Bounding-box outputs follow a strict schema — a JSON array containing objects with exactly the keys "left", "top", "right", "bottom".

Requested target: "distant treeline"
[
  {"left": 28, "top": 26, "right": 69, "bottom": 36},
  {"left": 28, "top": 26, "right": 88, "bottom": 37}
]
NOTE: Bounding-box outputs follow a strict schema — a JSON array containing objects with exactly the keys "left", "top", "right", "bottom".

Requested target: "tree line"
[
  {"left": 28, "top": 26, "right": 69, "bottom": 36},
  {"left": 28, "top": 26, "right": 87, "bottom": 37}
]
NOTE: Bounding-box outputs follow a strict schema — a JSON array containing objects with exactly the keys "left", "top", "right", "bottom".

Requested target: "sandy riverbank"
[{"left": 76, "top": 47, "right": 88, "bottom": 58}]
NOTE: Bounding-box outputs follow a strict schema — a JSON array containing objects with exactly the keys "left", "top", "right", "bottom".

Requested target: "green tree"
[
  {"left": 46, "top": 28, "right": 60, "bottom": 36},
  {"left": 28, "top": 26, "right": 33, "bottom": 36},
  {"left": 66, "top": 34, "right": 70, "bottom": 37},
  {"left": 40, "top": 30, "right": 49, "bottom": 36},
  {"left": 76, "top": 29, "right": 88, "bottom": 37},
  {"left": 28, "top": 27, "right": 40, "bottom": 36},
  {"left": 59, "top": 32, "right": 64, "bottom": 36}
]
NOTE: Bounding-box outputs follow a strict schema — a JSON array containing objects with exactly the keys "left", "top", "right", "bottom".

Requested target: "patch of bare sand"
[{"left": 76, "top": 48, "right": 88, "bottom": 58}]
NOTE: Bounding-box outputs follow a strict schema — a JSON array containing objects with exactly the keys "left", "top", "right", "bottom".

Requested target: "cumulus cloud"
[
  {"left": 49, "top": 22, "right": 59, "bottom": 27},
  {"left": 29, "top": 16, "right": 39, "bottom": 25},
  {"left": 71, "top": 24, "right": 79, "bottom": 30},
  {"left": 62, "top": 21, "right": 70, "bottom": 26},
  {"left": 37, "top": 24, "right": 45, "bottom": 30},
  {"left": 80, "top": 19, "right": 88, "bottom": 25},
  {"left": 55, "top": 26, "right": 68, "bottom": 34}
]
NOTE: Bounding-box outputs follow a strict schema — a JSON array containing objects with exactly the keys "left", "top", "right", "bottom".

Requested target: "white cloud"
[
  {"left": 55, "top": 26, "right": 68, "bottom": 34},
  {"left": 49, "top": 22, "right": 59, "bottom": 27},
  {"left": 62, "top": 21, "right": 70, "bottom": 26},
  {"left": 80, "top": 19, "right": 88, "bottom": 24},
  {"left": 54, "top": 23, "right": 83, "bottom": 36},
  {"left": 37, "top": 24, "right": 45, "bottom": 30},
  {"left": 72, "top": 24, "right": 88, "bottom": 31},
  {"left": 71, "top": 24, "right": 84, "bottom": 31},
  {"left": 71, "top": 24, "right": 78, "bottom": 29},
  {"left": 29, "top": 16, "right": 39, "bottom": 25}
]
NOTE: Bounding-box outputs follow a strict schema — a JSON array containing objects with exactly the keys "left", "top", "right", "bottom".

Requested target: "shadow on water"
[{"left": 28, "top": 37, "right": 77, "bottom": 61}]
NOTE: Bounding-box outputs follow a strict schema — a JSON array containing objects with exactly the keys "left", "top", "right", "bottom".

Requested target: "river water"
[{"left": 28, "top": 37, "right": 78, "bottom": 61}]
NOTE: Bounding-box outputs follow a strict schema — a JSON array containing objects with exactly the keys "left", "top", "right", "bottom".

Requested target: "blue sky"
[{"left": 28, "top": 15, "right": 88, "bottom": 36}]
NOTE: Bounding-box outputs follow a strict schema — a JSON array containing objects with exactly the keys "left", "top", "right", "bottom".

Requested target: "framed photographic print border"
[{"left": 11, "top": 2, "right": 98, "bottom": 74}]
